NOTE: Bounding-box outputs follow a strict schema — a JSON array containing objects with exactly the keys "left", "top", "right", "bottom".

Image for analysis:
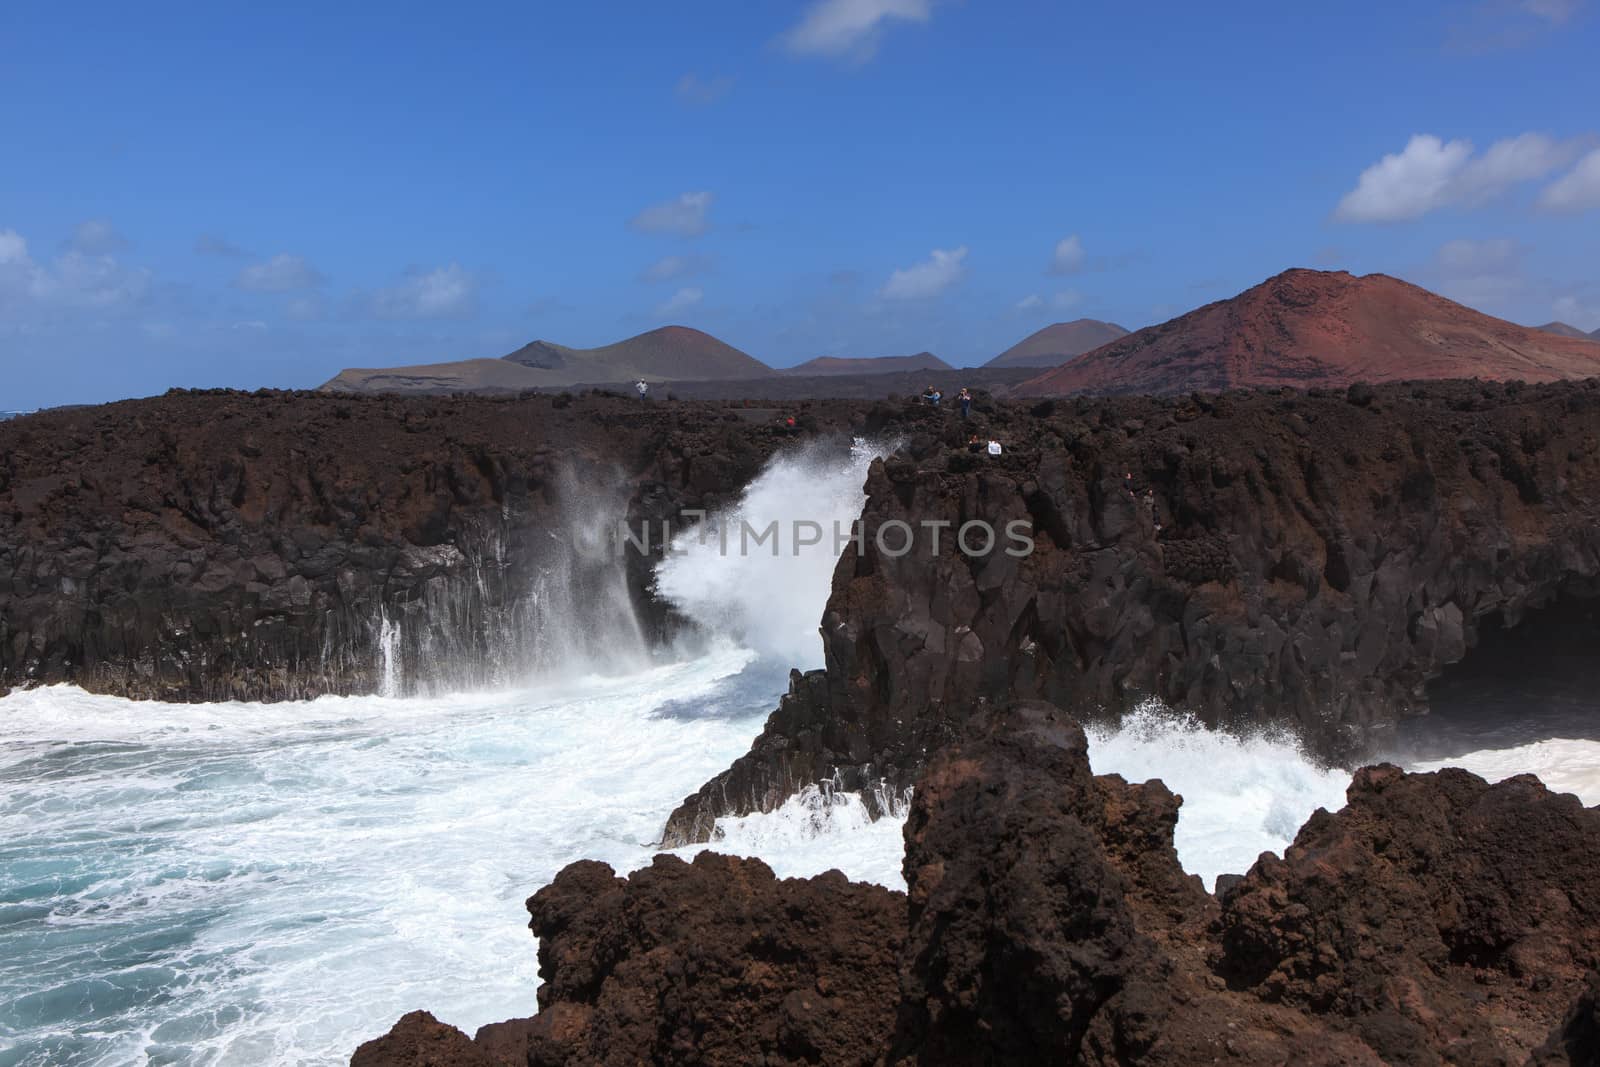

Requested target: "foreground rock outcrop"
[
  {"left": 521, "top": 854, "right": 904, "bottom": 1066},
  {"left": 356, "top": 702, "right": 1600, "bottom": 1065},
  {"left": 667, "top": 378, "right": 1600, "bottom": 841}
]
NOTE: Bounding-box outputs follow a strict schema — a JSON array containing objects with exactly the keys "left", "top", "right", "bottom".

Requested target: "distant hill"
[
  {"left": 500, "top": 326, "right": 772, "bottom": 381},
  {"left": 1016, "top": 269, "right": 1600, "bottom": 397},
  {"left": 782, "top": 352, "right": 953, "bottom": 376},
  {"left": 984, "top": 320, "right": 1130, "bottom": 369},
  {"left": 322, "top": 326, "right": 773, "bottom": 395},
  {"left": 1537, "top": 321, "right": 1594, "bottom": 340},
  {"left": 648, "top": 367, "right": 1036, "bottom": 401}
]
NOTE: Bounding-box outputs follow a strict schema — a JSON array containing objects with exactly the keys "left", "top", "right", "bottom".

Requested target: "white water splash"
[
  {"left": 369, "top": 473, "right": 652, "bottom": 697},
  {"left": 1084, "top": 705, "right": 1353, "bottom": 890},
  {"left": 376, "top": 610, "right": 401, "bottom": 698},
  {"left": 655, "top": 437, "right": 890, "bottom": 668},
  {"left": 672, "top": 783, "right": 911, "bottom": 891},
  {"left": 1409, "top": 738, "right": 1600, "bottom": 804}
]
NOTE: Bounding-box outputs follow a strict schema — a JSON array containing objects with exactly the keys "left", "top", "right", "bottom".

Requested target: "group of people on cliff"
[
  {"left": 920, "top": 385, "right": 1001, "bottom": 455},
  {"left": 920, "top": 385, "right": 974, "bottom": 419}
]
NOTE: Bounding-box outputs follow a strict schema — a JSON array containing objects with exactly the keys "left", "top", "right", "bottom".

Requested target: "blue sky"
[{"left": 3, "top": 0, "right": 1599, "bottom": 409}]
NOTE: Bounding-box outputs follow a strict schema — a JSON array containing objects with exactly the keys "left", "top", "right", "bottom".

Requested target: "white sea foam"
[
  {"left": 1409, "top": 738, "right": 1600, "bottom": 805},
  {"left": 672, "top": 784, "right": 912, "bottom": 891},
  {"left": 0, "top": 649, "right": 786, "bottom": 1066},
  {"left": 1084, "top": 706, "right": 1353, "bottom": 890}
]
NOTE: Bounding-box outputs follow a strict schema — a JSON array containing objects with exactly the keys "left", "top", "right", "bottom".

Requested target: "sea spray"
[
  {"left": 1084, "top": 703, "right": 1351, "bottom": 890},
  {"left": 370, "top": 466, "right": 652, "bottom": 695},
  {"left": 655, "top": 437, "right": 892, "bottom": 668},
  {"left": 686, "top": 701, "right": 1358, "bottom": 894},
  {"left": 669, "top": 783, "right": 912, "bottom": 891}
]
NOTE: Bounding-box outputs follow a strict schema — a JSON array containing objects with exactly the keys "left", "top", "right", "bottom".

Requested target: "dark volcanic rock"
[
  {"left": 1532, "top": 970, "right": 1600, "bottom": 1066},
  {"left": 1218, "top": 763, "right": 1600, "bottom": 1064},
  {"left": 666, "top": 379, "right": 1600, "bottom": 842},
  {"left": 350, "top": 1011, "right": 497, "bottom": 1067},
  {"left": 0, "top": 389, "right": 875, "bottom": 701},
  {"left": 366, "top": 703, "right": 1600, "bottom": 1065},
  {"left": 886, "top": 701, "right": 1381, "bottom": 1066},
  {"left": 521, "top": 852, "right": 904, "bottom": 1067}
]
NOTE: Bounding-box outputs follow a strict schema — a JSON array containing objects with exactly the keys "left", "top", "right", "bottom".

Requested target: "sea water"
[{"left": 5, "top": 437, "right": 1598, "bottom": 1065}]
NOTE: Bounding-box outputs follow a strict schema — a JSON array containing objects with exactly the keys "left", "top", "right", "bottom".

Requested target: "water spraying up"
[{"left": 655, "top": 437, "right": 892, "bottom": 668}]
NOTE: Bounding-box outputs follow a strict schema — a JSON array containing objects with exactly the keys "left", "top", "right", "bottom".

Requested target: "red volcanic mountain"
[
  {"left": 984, "top": 319, "right": 1129, "bottom": 369},
  {"left": 1017, "top": 269, "right": 1600, "bottom": 397},
  {"left": 783, "top": 351, "right": 953, "bottom": 376}
]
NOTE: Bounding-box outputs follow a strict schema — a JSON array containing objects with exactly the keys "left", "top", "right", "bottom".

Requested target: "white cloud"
[
  {"left": 0, "top": 230, "right": 28, "bottom": 266},
  {"left": 880, "top": 246, "right": 967, "bottom": 300},
  {"left": 641, "top": 253, "right": 713, "bottom": 283},
  {"left": 235, "top": 253, "right": 324, "bottom": 292},
  {"left": 676, "top": 73, "right": 733, "bottom": 105},
  {"left": 367, "top": 263, "right": 478, "bottom": 319},
  {"left": 0, "top": 227, "right": 150, "bottom": 312},
  {"left": 1539, "top": 148, "right": 1600, "bottom": 212},
  {"left": 1522, "top": 0, "right": 1581, "bottom": 23},
  {"left": 656, "top": 287, "right": 704, "bottom": 316},
  {"left": 1015, "top": 294, "right": 1043, "bottom": 311},
  {"left": 1335, "top": 132, "right": 1582, "bottom": 222},
  {"left": 1049, "top": 234, "right": 1086, "bottom": 275},
  {"left": 629, "top": 191, "right": 714, "bottom": 237},
  {"left": 781, "top": 0, "right": 932, "bottom": 61},
  {"left": 67, "top": 219, "right": 130, "bottom": 255},
  {"left": 1335, "top": 136, "right": 1472, "bottom": 222},
  {"left": 1456, "top": 133, "right": 1582, "bottom": 199}
]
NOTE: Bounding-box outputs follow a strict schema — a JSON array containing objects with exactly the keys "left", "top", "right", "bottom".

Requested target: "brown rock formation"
[
  {"left": 0, "top": 389, "right": 864, "bottom": 700},
  {"left": 665, "top": 379, "right": 1600, "bottom": 842},
  {"left": 520, "top": 853, "right": 904, "bottom": 1066},
  {"left": 1218, "top": 763, "right": 1600, "bottom": 1063},
  {"left": 1016, "top": 270, "right": 1600, "bottom": 396},
  {"left": 355, "top": 702, "right": 1600, "bottom": 1065},
  {"left": 349, "top": 1010, "right": 530, "bottom": 1067}
]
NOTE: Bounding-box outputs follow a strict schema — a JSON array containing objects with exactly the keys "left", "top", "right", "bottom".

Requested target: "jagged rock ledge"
[
  {"left": 665, "top": 378, "right": 1600, "bottom": 843},
  {"left": 354, "top": 701, "right": 1600, "bottom": 1065},
  {"left": 0, "top": 389, "right": 893, "bottom": 701}
]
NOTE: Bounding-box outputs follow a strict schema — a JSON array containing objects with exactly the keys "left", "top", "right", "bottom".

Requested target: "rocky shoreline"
[
  {"left": 0, "top": 389, "right": 875, "bottom": 701},
  {"left": 354, "top": 701, "right": 1600, "bottom": 1066},
  {"left": 664, "top": 378, "right": 1600, "bottom": 842},
  {"left": 6, "top": 381, "right": 1599, "bottom": 1064}
]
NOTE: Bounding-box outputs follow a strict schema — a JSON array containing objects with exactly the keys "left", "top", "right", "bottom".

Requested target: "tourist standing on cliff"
[
  {"left": 635, "top": 380, "right": 649, "bottom": 401},
  {"left": 958, "top": 387, "right": 972, "bottom": 418}
]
